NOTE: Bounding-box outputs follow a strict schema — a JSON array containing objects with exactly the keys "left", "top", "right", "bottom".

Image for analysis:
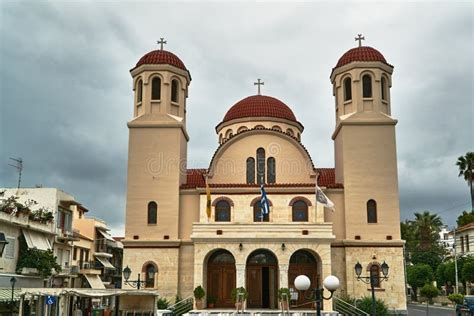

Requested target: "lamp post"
[
  {"left": 354, "top": 261, "right": 389, "bottom": 316},
  {"left": 294, "top": 275, "right": 340, "bottom": 316},
  {"left": 10, "top": 276, "right": 17, "bottom": 315},
  {"left": 122, "top": 265, "right": 155, "bottom": 290}
]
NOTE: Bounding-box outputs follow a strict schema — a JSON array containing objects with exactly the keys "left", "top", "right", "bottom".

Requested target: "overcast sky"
[{"left": 1, "top": 1, "right": 472, "bottom": 236}]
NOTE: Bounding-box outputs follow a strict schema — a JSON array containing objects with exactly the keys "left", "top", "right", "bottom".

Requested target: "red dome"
[
  {"left": 335, "top": 46, "right": 390, "bottom": 69},
  {"left": 134, "top": 50, "right": 187, "bottom": 71},
  {"left": 223, "top": 95, "right": 297, "bottom": 123}
]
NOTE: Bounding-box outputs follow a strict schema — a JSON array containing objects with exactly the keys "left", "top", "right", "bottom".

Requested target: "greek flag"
[{"left": 260, "top": 184, "right": 270, "bottom": 215}]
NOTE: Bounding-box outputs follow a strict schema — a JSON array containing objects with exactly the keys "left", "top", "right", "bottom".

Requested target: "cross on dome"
[
  {"left": 355, "top": 34, "right": 365, "bottom": 47},
  {"left": 254, "top": 79, "right": 264, "bottom": 95},
  {"left": 157, "top": 37, "right": 167, "bottom": 50}
]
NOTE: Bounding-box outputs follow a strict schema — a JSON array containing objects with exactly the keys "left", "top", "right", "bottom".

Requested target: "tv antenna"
[{"left": 8, "top": 157, "right": 23, "bottom": 189}]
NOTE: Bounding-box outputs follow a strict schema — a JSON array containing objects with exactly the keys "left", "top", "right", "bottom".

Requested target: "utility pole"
[
  {"left": 454, "top": 226, "right": 459, "bottom": 294},
  {"left": 8, "top": 157, "right": 23, "bottom": 189}
]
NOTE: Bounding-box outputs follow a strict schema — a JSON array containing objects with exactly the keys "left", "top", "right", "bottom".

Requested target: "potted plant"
[
  {"left": 193, "top": 285, "right": 206, "bottom": 309},
  {"left": 231, "top": 287, "right": 248, "bottom": 311},
  {"left": 278, "top": 288, "right": 291, "bottom": 310},
  {"left": 207, "top": 295, "right": 217, "bottom": 308}
]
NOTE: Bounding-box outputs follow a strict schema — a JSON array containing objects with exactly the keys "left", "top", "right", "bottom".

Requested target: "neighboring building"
[
  {"left": 122, "top": 38, "right": 406, "bottom": 312},
  {"left": 455, "top": 222, "right": 474, "bottom": 256},
  {"left": 439, "top": 226, "right": 455, "bottom": 257},
  {"left": 73, "top": 211, "right": 123, "bottom": 289},
  {"left": 0, "top": 188, "right": 77, "bottom": 288}
]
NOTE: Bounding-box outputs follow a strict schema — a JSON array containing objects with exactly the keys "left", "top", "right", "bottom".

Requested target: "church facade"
[{"left": 122, "top": 39, "right": 407, "bottom": 312}]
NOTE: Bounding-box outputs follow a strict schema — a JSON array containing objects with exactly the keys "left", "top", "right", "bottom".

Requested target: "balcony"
[
  {"left": 190, "top": 222, "right": 335, "bottom": 242},
  {"left": 78, "top": 261, "right": 101, "bottom": 275},
  {"left": 55, "top": 229, "right": 80, "bottom": 242}
]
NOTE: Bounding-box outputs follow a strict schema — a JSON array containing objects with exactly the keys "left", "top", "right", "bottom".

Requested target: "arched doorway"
[
  {"left": 207, "top": 250, "right": 236, "bottom": 307},
  {"left": 288, "top": 250, "right": 319, "bottom": 308},
  {"left": 246, "top": 249, "right": 278, "bottom": 308}
]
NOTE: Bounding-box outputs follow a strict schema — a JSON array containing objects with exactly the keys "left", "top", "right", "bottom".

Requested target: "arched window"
[
  {"left": 145, "top": 264, "right": 157, "bottom": 288},
  {"left": 256, "top": 148, "right": 265, "bottom": 185},
  {"left": 237, "top": 126, "right": 248, "bottom": 133},
  {"left": 292, "top": 200, "right": 308, "bottom": 222},
  {"left": 219, "top": 134, "right": 223, "bottom": 144},
  {"left": 286, "top": 128, "right": 294, "bottom": 137},
  {"left": 136, "top": 79, "right": 143, "bottom": 103},
  {"left": 369, "top": 264, "right": 381, "bottom": 287},
  {"left": 225, "top": 129, "right": 233, "bottom": 139},
  {"left": 367, "top": 199, "right": 377, "bottom": 223},
  {"left": 147, "top": 202, "right": 157, "bottom": 224},
  {"left": 151, "top": 77, "right": 161, "bottom": 100},
  {"left": 362, "top": 74, "right": 372, "bottom": 98},
  {"left": 171, "top": 79, "right": 179, "bottom": 103},
  {"left": 381, "top": 76, "right": 387, "bottom": 101},
  {"left": 215, "top": 200, "right": 231, "bottom": 222},
  {"left": 344, "top": 77, "right": 352, "bottom": 101},
  {"left": 253, "top": 201, "right": 269, "bottom": 222},
  {"left": 271, "top": 125, "right": 282, "bottom": 132},
  {"left": 267, "top": 157, "right": 276, "bottom": 184},
  {"left": 246, "top": 157, "right": 255, "bottom": 184}
]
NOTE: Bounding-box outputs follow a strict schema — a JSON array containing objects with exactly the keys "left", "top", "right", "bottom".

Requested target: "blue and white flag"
[{"left": 260, "top": 184, "right": 270, "bottom": 215}]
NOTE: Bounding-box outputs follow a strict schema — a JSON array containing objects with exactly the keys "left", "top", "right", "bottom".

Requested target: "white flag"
[{"left": 316, "top": 185, "right": 335, "bottom": 211}]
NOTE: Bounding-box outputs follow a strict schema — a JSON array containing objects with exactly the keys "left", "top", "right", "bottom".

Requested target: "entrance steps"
[{"left": 185, "top": 310, "right": 340, "bottom": 316}]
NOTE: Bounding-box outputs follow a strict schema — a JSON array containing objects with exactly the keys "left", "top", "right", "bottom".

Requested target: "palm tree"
[
  {"left": 413, "top": 211, "right": 443, "bottom": 250},
  {"left": 457, "top": 152, "right": 474, "bottom": 211}
]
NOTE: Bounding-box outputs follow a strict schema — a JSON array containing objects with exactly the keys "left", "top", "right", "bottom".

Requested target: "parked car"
[{"left": 456, "top": 296, "right": 474, "bottom": 316}]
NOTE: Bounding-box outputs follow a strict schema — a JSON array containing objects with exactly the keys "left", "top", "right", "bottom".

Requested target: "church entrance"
[
  {"left": 288, "top": 250, "right": 319, "bottom": 309},
  {"left": 207, "top": 250, "right": 236, "bottom": 308},
  {"left": 246, "top": 249, "right": 278, "bottom": 309}
]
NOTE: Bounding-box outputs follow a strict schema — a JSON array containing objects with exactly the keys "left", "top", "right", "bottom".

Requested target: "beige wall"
[{"left": 209, "top": 131, "right": 315, "bottom": 184}]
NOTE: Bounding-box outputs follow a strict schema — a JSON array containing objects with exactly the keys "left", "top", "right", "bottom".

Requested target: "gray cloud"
[{"left": 1, "top": 1, "right": 472, "bottom": 235}]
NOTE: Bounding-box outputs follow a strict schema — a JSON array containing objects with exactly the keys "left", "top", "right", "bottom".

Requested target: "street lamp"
[
  {"left": 0, "top": 233, "right": 8, "bottom": 257},
  {"left": 354, "top": 261, "right": 389, "bottom": 316},
  {"left": 294, "top": 275, "right": 340, "bottom": 316},
  {"left": 122, "top": 265, "right": 156, "bottom": 290},
  {"left": 10, "top": 276, "right": 17, "bottom": 315}
]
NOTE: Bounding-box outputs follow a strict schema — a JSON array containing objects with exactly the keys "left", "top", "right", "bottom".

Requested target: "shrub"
[
  {"left": 193, "top": 285, "right": 205, "bottom": 300},
  {"left": 157, "top": 297, "right": 170, "bottom": 309},
  {"left": 231, "top": 287, "right": 248, "bottom": 302},
  {"left": 448, "top": 293, "right": 464, "bottom": 304},
  {"left": 356, "top": 297, "right": 389, "bottom": 316},
  {"left": 278, "top": 288, "right": 291, "bottom": 301}
]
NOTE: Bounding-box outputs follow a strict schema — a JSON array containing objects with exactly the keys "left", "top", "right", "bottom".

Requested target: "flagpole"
[{"left": 261, "top": 176, "right": 264, "bottom": 223}]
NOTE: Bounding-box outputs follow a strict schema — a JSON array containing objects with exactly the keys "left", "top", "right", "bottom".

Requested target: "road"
[{"left": 408, "top": 303, "right": 457, "bottom": 316}]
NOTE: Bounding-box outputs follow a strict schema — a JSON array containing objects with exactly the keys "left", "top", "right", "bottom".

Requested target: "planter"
[
  {"left": 235, "top": 301, "right": 245, "bottom": 311},
  {"left": 280, "top": 300, "right": 289, "bottom": 310},
  {"left": 208, "top": 303, "right": 215, "bottom": 308},
  {"left": 21, "top": 267, "right": 39, "bottom": 275},
  {"left": 195, "top": 299, "right": 204, "bottom": 310}
]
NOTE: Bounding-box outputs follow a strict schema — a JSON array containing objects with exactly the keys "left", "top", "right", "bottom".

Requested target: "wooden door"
[
  {"left": 207, "top": 264, "right": 236, "bottom": 307},
  {"left": 246, "top": 266, "right": 262, "bottom": 308},
  {"left": 288, "top": 264, "right": 318, "bottom": 308}
]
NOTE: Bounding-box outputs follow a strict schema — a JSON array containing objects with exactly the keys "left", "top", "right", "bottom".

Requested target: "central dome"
[{"left": 223, "top": 95, "right": 297, "bottom": 123}]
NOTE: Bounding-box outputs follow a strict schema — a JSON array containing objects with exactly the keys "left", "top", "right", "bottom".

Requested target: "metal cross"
[
  {"left": 254, "top": 79, "right": 264, "bottom": 95},
  {"left": 157, "top": 38, "right": 167, "bottom": 50},
  {"left": 355, "top": 34, "right": 365, "bottom": 47}
]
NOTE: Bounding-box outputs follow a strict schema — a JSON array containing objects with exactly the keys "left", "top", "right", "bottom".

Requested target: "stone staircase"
[{"left": 185, "top": 310, "right": 340, "bottom": 316}]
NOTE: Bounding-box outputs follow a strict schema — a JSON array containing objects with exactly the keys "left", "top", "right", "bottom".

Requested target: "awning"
[
  {"left": 0, "top": 288, "right": 21, "bottom": 302},
  {"left": 96, "top": 257, "right": 115, "bottom": 269},
  {"left": 83, "top": 274, "right": 106, "bottom": 289},
  {"left": 97, "top": 229, "right": 114, "bottom": 242},
  {"left": 22, "top": 230, "right": 51, "bottom": 251}
]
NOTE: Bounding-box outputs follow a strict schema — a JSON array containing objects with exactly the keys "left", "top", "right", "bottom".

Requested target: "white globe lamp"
[
  {"left": 294, "top": 275, "right": 311, "bottom": 291},
  {"left": 323, "top": 275, "right": 340, "bottom": 292}
]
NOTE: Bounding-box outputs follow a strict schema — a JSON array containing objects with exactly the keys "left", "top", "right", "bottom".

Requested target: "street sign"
[{"left": 46, "top": 296, "right": 56, "bottom": 305}]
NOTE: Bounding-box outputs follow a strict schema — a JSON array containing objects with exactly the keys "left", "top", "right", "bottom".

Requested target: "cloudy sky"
[{"left": 0, "top": 1, "right": 472, "bottom": 236}]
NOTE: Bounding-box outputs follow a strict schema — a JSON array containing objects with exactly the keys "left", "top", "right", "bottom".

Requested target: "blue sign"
[{"left": 46, "top": 296, "right": 56, "bottom": 305}]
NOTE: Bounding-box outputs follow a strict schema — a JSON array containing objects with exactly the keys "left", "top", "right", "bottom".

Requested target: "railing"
[
  {"left": 333, "top": 297, "right": 369, "bottom": 315},
  {"left": 168, "top": 296, "right": 193, "bottom": 316}
]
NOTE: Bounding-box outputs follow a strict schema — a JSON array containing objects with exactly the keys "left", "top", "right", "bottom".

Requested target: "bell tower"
[
  {"left": 125, "top": 40, "right": 191, "bottom": 242},
  {"left": 331, "top": 35, "right": 400, "bottom": 241}
]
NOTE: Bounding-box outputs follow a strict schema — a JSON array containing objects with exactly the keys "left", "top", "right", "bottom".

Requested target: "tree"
[
  {"left": 407, "top": 264, "right": 434, "bottom": 301},
  {"left": 457, "top": 152, "right": 474, "bottom": 211},
  {"left": 462, "top": 259, "right": 474, "bottom": 285},
  {"left": 457, "top": 210, "right": 474, "bottom": 227},
  {"left": 413, "top": 211, "right": 443, "bottom": 251},
  {"left": 420, "top": 284, "right": 439, "bottom": 304},
  {"left": 411, "top": 250, "right": 442, "bottom": 272}
]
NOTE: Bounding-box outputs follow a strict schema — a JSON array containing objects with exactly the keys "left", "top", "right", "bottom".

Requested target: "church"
[{"left": 122, "top": 37, "right": 407, "bottom": 313}]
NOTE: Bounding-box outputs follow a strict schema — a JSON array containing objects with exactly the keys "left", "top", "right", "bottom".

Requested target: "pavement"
[{"left": 408, "top": 303, "right": 457, "bottom": 316}]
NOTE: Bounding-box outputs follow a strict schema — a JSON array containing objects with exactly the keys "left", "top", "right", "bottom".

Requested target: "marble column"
[
  {"left": 279, "top": 263, "right": 289, "bottom": 288},
  {"left": 236, "top": 263, "right": 246, "bottom": 288}
]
